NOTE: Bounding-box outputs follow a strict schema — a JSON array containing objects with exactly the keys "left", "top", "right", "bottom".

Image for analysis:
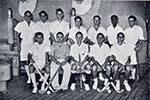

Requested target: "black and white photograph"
[{"left": 0, "top": 0, "right": 149, "bottom": 100}]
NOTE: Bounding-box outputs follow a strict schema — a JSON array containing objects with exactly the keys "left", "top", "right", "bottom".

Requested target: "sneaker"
[
  {"left": 27, "top": 78, "right": 31, "bottom": 84},
  {"left": 124, "top": 80, "right": 131, "bottom": 91},
  {"left": 32, "top": 87, "right": 38, "bottom": 93},
  {"left": 92, "top": 78, "right": 98, "bottom": 90},
  {"left": 70, "top": 83, "right": 76, "bottom": 90},
  {"left": 55, "top": 85, "right": 61, "bottom": 91},
  {"left": 84, "top": 84, "right": 90, "bottom": 91},
  {"left": 99, "top": 73, "right": 105, "bottom": 81},
  {"left": 39, "top": 77, "right": 43, "bottom": 82}
]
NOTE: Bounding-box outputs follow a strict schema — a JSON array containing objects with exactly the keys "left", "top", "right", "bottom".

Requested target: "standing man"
[
  {"left": 35, "top": 10, "right": 51, "bottom": 46},
  {"left": 69, "top": 16, "right": 88, "bottom": 42},
  {"left": 107, "top": 15, "right": 123, "bottom": 46},
  {"left": 88, "top": 15, "right": 106, "bottom": 44},
  {"left": 50, "top": 8, "right": 70, "bottom": 37},
  {"left": 14, "top": 11, "right": 36, "bottom": 84},
  {"left": 124, "top": 15, "right": 145, "bottom": 80},
  {"left": 50, "top": 32, "right": 70, "bottom": 91}
]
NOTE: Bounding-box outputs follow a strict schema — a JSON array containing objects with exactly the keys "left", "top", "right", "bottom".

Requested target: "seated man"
[
  {"left": 69, "top": 31, "right": 90, "bottom": 91},
  {"left": 28, "top": 32, "right": 51, "bottom": 93},
  {"left": 50, "top": 32, "right": 70, "bottom": 91},
  {"left": 90, "top": 33, "right": 110, "bottom": 90},
  {"left": 109, "top": 32, "right": 132, "bottom": 92}
]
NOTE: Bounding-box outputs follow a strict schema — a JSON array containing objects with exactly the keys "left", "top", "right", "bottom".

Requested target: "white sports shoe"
[
  {"left": 70, "top": 83, "right": 76, "bottom": 90},
  {"left": 39, "top": 77, "right": 43, "bottom": 82},
  {"left": 99, "top": 73, "right": 105, "bottom": 81},
  {"left": 92, "top": 78, "right": 98, "bottom": 90},
  {"left": 32, "top": 87, "right": 38, "bottom": 93},
  {"left": 84, "top": 84, "right": 90, "bottom": 91},
  {"left": 26, "top": 78, "right": 31, "bottom": 84},
  {"left": 124, "top": 80, "right": 131, "bottom": 91}
]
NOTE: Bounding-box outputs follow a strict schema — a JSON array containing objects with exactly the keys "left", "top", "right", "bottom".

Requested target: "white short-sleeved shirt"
[
  {"left": 50, "top": 20, "right": 70, "bottom": 36},
  {"left": 70, "top": 42, "right": 88, "bottom": 62},
  {"left": 14, "top": 20, "right": 36, "bottom": 60},
  {"left": 35, "top": 21, "right": 51, "bottom": 45},
  {"left": 124, "top": 25, "right": 144, "bottom": 48},
  {"left": 107, "top": 25, "right": 123, "bottom": 45},
  {"left": 14, "top": 20, "right": 36, "bottom": 45},
  {"left": 90, "top": 43, "right": 110, "bottom": 65},
  {"left": 88, "top": 26, "right": 106, "bottom": 43},
  {"left": 28, "top": 43, "right": 50, "bottom": 69},
  {"left": 69, "top": 26, "right": 87, "bottom": 42},
  {"left": 110, "top": 43, "right": 132, "bottom": 65}
]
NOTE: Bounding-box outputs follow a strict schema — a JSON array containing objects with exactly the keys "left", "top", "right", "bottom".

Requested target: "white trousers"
[{"left": 51, "top": 61, "right": 71, "bottom": 89}]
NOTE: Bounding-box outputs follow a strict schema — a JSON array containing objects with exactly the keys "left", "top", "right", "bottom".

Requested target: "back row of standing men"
[{"left": 14, "top": 8, "right": 145, "bottom": 94}]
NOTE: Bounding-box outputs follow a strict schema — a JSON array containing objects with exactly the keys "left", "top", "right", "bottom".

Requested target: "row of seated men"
[{"left": 14, "top": 8, "right": 145, "bottom": 94}]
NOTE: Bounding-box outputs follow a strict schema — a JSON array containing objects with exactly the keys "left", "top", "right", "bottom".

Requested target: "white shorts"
[
  {"left": 33, "top": 61, "right": 45, "bottom": 70},
  {"left": 20, "top": 46, "right": 29, "bottom": 61}
]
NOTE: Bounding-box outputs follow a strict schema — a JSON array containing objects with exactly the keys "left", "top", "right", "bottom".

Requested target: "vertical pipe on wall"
[{"left": 7, "top": 8, "right": 14, "bottom": 44}]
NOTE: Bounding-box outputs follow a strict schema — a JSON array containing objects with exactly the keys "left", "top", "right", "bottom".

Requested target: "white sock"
[{"left": 25, "top": 65, "right": 30, "bottom": 83}]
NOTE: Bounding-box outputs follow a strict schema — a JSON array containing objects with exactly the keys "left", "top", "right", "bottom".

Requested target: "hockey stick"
[
  {"left": 31, "top": 63, "right": 56, "bottom": 94},
  {"left": 95, "top": 60, "right": 124, "bottom": 93},
  {"left": 43, "top": 65, "right": 62, "bottom": 93}
]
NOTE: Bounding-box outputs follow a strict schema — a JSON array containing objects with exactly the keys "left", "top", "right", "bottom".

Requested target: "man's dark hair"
[
  {"left": 97, "top": 33, "right": 104, "bottom": 39},
  {"left": 34, "top": 32, "right": 44, "bottom": 42},
  {"left": 74, "top": 16, "right": 82, "bottom": 21},
  {"left": 128, "top": 15, "right": 137, "bottom": 21},
  {"left": 56, "top": 32, "right": 64, "bottom": 37},
  {"left": 35, "top": 32, "right": 44, "bottom": 38},
  {"left": 24, "top": 10, "right": 33, "bottom": 20},
  {"left": 117, "top": 32, "right": 125, "bottom": 38},
  {"left": 56, "top": 8, "right": 64, "bottom": 13},
  {"left": 39, "top": 10, "right": 48, "bottom": 20},
  {"left": 93, "top": 15, "right": 101, "bottom": 20},
  {"left": 111, "top": 15, "right": 118, "bottom": 20},
  {"left": 76, "top": 31, "right": 83, "bottom": 37}
]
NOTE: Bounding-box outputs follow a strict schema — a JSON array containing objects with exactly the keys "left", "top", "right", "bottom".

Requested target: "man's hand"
[{"left": 125, "top": 56, "right": 131, "bottom": 65}]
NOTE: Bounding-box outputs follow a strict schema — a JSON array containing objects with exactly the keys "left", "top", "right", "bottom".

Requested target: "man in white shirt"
[
  {"left": 70, "top": 32, "right": 90, "bottom": 91},
  {"left": 107, "top": 15, "right": 123, "bottom": 46},
  {"left": 69, "top": 16, "right": 88, "bottom": 42},
  {"left": 35, "top": 10, "right": 51, "bottom": 46},
  {"left": 90, "top": 33, "right": 110, "bottom": 90},
  {"left": 50, "top": 32, "right": 70, "bottom": 91},
  {"left": 14, "top": 11, "right": 36, "bottom": 84},
  {"left": 50, "top": 8, "right": 70, "bottom": 37},
  {"left": 28, "top": 32, "right": 51, "bottom": 93},
  {"left": 88, "top": 15, "right": 106, "bottom": 44},
  {"left": 110, "top": 32, "right": 132, "bottom": 91},
  {"left": 124, "top": 15, "right": 145, "bottom": 80}
]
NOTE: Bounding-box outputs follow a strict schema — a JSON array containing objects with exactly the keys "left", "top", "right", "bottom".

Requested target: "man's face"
[
  {"left": 36, "top": 35, "right": 44, "bottom": 45},
  {"left": 75, "top": 18, "right": 82, "bottom": 28},
  {"left": 56, "top": 34, "right": 64, "bottom": 42},
  {"left": 76, "top": 33, "right": 83, "bottom": 42},
  {"left": 24, "top": 12, "right": 32, "bottom": 22},
  {"left": 128, "top": 18, "right": 136, "bottom": 28},
  {"left": 56, "top": 11, "right": 63, "bottom": 21},
  {"left": 97, "top": 34, "right": 104, "bottom": 44},
  {"left": 93, "top": 17, "right": 101, "bottom": 26},
  {"left": 117, "top": 34, "right": 125, "bottom": 45},
  {"left": 40, "top": 13, "right": 47, "bottom": 23},
  {"left": 111, "top": 16, "right": 118, "bottom": 26}
]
